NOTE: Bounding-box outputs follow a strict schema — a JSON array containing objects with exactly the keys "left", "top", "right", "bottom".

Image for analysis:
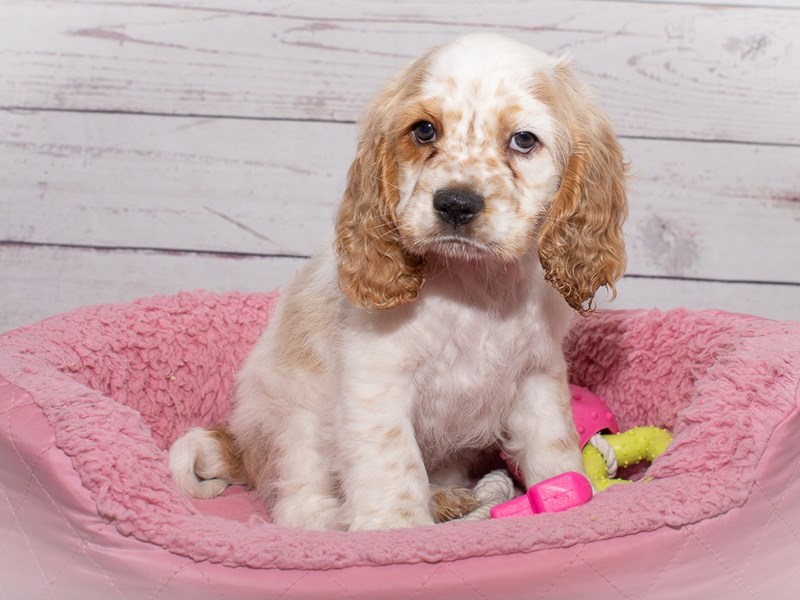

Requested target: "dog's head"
[{"left": 335, "top": 33, "right": 627, "bottom": 313}]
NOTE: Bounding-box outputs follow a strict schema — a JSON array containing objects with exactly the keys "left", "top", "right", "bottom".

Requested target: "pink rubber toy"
[
  {"left": 500, "top": 385, "right": 620, "bottom": 483},
  {"left": 570, "top": 384, "right": 620, "bottom": 448},
  {"left": 490, "top": 472, "right": 593, "bottom": 518},
  {"left": 492, "top": 386, "right": 618, "bottom": 519}
]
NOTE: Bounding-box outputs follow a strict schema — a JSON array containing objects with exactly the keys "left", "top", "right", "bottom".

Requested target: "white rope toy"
[
  {"left": 588, "top": 433, "right": 618, "bottom": 478},
  {"left": 457, "top": 469, "right": 516, "bottom": 521}
]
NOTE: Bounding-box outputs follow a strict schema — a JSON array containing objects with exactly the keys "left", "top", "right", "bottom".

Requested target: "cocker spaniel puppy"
[{"left": 170, "top": 33, "right": 627, "bottom": 530}]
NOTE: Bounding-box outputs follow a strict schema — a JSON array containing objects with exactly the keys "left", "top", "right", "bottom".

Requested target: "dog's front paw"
[
  {"left": 347, "top": 506, "right": 435, "bottom": 531},
  {"left": 271, "top": 492, "right": 344, "bottom": 530}
]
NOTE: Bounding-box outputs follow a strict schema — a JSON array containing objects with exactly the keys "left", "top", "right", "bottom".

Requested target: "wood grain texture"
[
  {"left": 0, "top": 109, "right": 349, "bottom": 256},
  {"left": 0, "top": 244, "right": 305, "bottom": 332},
  {"left": 2, "top": 109, "right": 798, "bottom": 282},
  {"left": 612, "top": 276, "right": 800, "bottom": 321},
  {"left": 632, "top": 1, "right": 800, "bottom": 8},
  {"left": 2, "top": 245, "right": 797, "bottom": 333},
  {"left": 624, "top": 138, "right": 800, "bottom": 283},
  {"left": 2, "top": 0, "right": 798, "bottom": 331},
  {"left": 3, "top": 1, "right": 799, "bottom": 144}
]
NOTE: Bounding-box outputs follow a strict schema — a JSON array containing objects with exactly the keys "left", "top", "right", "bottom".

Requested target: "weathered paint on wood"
[
  {"left": 2, "top": 1, "right": 799, "bottom": 143},
  {"left": 2, "top": 110, "right": 798, "bottom": 282},
  {"left": 1, "top": 0, "right": 798, "bottom": 331},
  {"left": 0, "top": 244, "right": 305, "bottom": 331},
  {"left": 613, "top": 276, "right": 800, "bottom": 322},
  {"left": 3, "top": 244, "right": 798, "bottom": 332}
]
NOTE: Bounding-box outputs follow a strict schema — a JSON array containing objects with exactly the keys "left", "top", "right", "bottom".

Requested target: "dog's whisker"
[{"left": 369, "top": 173, "right": 401, "bottom": 193}]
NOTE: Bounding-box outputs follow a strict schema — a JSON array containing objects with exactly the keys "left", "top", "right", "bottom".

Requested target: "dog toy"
[
  {"left": 571, "top": 385, "right": 672, "bottom": 490},
  {"left": 489, "top": 471, "right": 593, "bottom": 518},
  {"left": 583, "top": 426, "right": 673, "bottom": 491},
  {"left": 489, "top": 385, "right": 672, "bottom": 519},
  {"left": 455, "top": 469, "right": 516, "bottom": 521}
]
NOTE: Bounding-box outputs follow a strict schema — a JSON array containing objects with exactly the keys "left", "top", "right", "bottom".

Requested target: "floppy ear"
[
  {"left": 334, "top": 62, "right": 428, "bottom": 311},
  {"left": 537, "top": 62, "right": 628, "bottom": 315}
]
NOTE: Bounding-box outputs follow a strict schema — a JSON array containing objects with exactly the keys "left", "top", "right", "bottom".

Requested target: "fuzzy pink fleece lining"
[{"left": 0, "top": 291, "right": 798, "bottom": 570}]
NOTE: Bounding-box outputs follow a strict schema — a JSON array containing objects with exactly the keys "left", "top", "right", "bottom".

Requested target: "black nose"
[{"left": 432, "top": 188, "right": 485, "bottom": 228}]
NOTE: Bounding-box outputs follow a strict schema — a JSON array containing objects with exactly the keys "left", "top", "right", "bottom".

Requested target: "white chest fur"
[{"left": 340, "top": 253, "right": 573, "bottom": 471}]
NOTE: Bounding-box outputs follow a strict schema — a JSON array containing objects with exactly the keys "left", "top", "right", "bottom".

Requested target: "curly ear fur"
[
  {"left": 334, "top": 59, "right": 430, "bottom": 311},
  {"left": 536, "top": 62, "right": 628, "bottom": 315}
]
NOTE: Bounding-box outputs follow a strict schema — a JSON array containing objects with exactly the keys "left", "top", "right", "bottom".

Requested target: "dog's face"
[
  {"left": 335, "top": 34, "right": 627, "bottom": 312},
  {"left": 392, "top": 39, "right": 564, "bottom": 263}
]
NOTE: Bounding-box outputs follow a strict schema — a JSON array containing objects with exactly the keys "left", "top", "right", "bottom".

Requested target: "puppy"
[{"left": 169, "top": 33, "right": 627, "bottom": 530}]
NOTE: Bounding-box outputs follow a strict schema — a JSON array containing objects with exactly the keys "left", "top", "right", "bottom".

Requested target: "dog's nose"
[{"left": 433, "top": 188, "right": 484, "bottom": 228}]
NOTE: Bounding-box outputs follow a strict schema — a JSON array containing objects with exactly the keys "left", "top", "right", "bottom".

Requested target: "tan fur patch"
[
  {"left": 394, "top": 98, "right": 444, "bottom": 169},
  {"left": 532, "top": 66, "right": 628, "bottom": 314},
  {"left": 431, "top": 487, "right": 480, "bottom": 523},
  {"left": 274, "top": 267, "right": 333, "bottom": 374},
  {"left": 398, "top": 509, "right": 416, "bottom": 521},
  {"left": 550, "top": 437, "right": 575, "bottom": 454},
  {"left": 208, "top": 426, "right": 247, "bottom": 483},
  {"left": 237, "top": 432, "right": 276, "bottom": 490},
  {"left": 334, "top": 50, "right": 441, "bottom": 311},
  {"left": 398, "top": 490, "right": 414, "bottom": 502},
  {"left": 380, "top": 426, "right": 405, "bottom": 452},
  {"left": 386, "top": 426, "right": 403, "bottom": 440}
]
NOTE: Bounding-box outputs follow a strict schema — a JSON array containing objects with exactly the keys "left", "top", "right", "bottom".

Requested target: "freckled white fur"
[
  {"left": 397, "top": 36, "right": 566, "bottom": 260},
  {"left": 170, "top": 33, "right": 600, "bottom": 531},
  {"left": 224, "top": 243, "right": 582, "bottom": 531}
]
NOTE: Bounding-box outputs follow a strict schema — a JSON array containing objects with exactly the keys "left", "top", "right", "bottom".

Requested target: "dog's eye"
[
  {"left": 412, "top": 121, "right": 437, "bottom": 144},
  {"left": 509, "top": 131, "right": 539, "bottom": 153}
]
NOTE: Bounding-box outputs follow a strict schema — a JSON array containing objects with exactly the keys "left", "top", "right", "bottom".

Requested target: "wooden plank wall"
[{"left": 1, "top": 0, "right": 799, "bottom": 332}]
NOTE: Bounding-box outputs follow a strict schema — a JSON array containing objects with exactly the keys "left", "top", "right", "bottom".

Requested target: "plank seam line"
[
  {"left": 605, "top": 0, "right": 800, "bottom": 11},
  {"left": 0, "top": 106, "right": 356, "bottom": 127},
  {"left": 2, "top": 106, "right": 798, "bottom": 149},
  {"left": 623, "top": 273, "right": 800, "bottom": 287},
  {"left": 0, "top": 240, "right": 311, "bottom": 261},
  {"left": 2, "top": 240, "right": 798, "bottom": 288}
]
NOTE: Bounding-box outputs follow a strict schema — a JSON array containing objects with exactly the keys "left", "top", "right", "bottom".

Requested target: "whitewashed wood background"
[{"left": 1, "top": 0, "right": 799, "bottom": 333}]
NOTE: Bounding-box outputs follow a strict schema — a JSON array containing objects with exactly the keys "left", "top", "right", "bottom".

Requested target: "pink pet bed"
[{"left": 2, "top": 291, "right": 800, "bottom": 599}]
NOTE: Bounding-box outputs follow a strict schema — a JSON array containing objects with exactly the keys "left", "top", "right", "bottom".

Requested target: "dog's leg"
[
  {"left": 260, "top": 410, "right": 343, "bottom": 531},
  {"left": 504, "top": 372, "right": 586, "bottom": 487},
  {"left": 336, "top": 381, "right": 434, "bottom": 530}
]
